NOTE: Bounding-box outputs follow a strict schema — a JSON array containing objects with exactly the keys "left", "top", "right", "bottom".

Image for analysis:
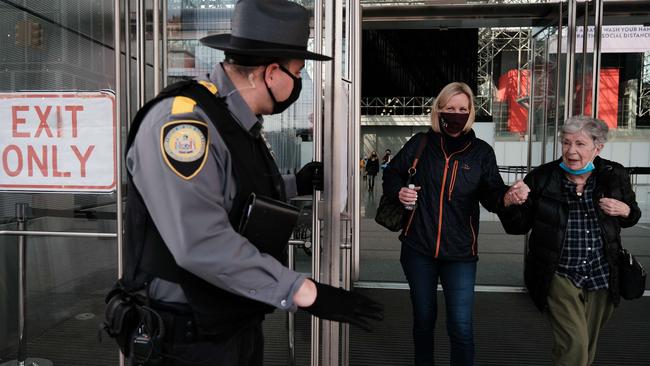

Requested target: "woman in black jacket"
[
  {"left": 499, "top": 116, "right": 641, "bottom": 366},
  {"left": 365, "top": 151, "right": 380, "bottom": 191},
  {"left": 383, "top": 82, "right": 522, "bottom": 366}
]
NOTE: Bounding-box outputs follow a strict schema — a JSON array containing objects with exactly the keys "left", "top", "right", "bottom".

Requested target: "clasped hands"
[{"left": 503, "top": 180, "right": 530, "bottom": 207}]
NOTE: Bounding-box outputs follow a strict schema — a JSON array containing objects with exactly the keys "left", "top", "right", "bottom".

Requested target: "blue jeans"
[{"left": 400, "top": 244, "right": 477, "bottom": 366}]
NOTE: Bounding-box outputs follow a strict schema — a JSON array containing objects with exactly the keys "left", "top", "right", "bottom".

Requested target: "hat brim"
[{"left": 200, "top": 34, "right": 332, "bottom": 61}]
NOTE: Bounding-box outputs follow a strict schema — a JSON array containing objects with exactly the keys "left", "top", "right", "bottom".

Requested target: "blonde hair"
[{"left": 430, "top": 82, "right": 476, "bottom": 133}]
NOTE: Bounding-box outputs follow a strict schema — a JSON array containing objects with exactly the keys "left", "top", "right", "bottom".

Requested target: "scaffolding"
[
  {"left": 476, "top": 27, "right": 531, "bottom": 117},
  {"left": 640, "top": 51, "right": 650, "bottom": 117}
]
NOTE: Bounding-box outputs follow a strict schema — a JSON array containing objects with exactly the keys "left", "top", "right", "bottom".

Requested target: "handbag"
[
  {"left": 238, "top": 193, "right": 300, "bottom": 263},
  {"left": 374, "top": 135, "right": 428, "bottom": 232},
  {"left": 618, "top": 248, "right": 647, "bottom": 300}
]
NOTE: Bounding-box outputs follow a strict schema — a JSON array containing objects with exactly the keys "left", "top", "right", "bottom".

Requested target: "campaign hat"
[{"left": 200, "top": 0, "right": 331, "bottom": 61}]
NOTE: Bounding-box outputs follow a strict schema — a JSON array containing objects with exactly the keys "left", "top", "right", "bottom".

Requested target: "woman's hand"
[
  {"left": 398, "top": 186, "right": 420, "bottom": 206},
  {"left": 504, "top": 180, "right": 530, "bottom": 207},
  {"left": 599, "top": 197, "right": 631, "bottom": 218}
]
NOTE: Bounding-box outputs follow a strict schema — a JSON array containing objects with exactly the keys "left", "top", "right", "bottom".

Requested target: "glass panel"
[
  {"left": 358, "top": 8, "right": 563, "bottom": 287},
  {"left": 0, "top": 0, "right": 120, "bottom": 362}
]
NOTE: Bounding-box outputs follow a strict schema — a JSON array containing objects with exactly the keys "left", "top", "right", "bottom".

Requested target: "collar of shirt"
[{"left": 208, "top": 63, "right": 264, "bottom": 137}]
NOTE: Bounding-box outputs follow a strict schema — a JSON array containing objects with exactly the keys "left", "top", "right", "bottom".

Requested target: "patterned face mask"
[{"left": 439, "top": 112, "right": 469, "bottom": 135}]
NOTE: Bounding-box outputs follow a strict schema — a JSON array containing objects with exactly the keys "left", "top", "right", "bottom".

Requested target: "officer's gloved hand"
[
  {"left": 296, "top": 161, "right": 323, "bottom": 195},
  {"left": 301, "top": 280, "right": 384, "bottom": 332}
]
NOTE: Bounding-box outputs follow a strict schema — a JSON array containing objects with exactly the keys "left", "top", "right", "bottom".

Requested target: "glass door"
[{"left": 356, "top": 1, "right": 566, "bottom": 290}]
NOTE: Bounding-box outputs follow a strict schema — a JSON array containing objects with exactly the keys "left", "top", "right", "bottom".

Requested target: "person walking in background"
[
  {"left": 499, "top": 116, "right": 641, "bottom": 366},
  {"left": 382, "top": 82, "right": 526, "bottom": 366},
  {"left": 381, "top": 149, "right": 392, "bottom": 170},
  {"left": 365, "top": 151, "right": 380, "bottom": 192},
  {"left": 360, "top": 156, "right": 367, "bottom": 181}
]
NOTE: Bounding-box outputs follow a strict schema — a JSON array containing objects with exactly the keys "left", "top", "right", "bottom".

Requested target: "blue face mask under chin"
[{"left": 559, "top": 161, "right": 595, "bottom": 175}]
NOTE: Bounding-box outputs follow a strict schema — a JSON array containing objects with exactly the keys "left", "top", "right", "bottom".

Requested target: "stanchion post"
[
  {"left": 287, "top": 240, "right": 296, "bottom": 366},
  {"left": 0, "top": 204, "right": 53, "bottom": 366},
  {"left": 17, "top": 203, "right": 27, "bottom": 364}
]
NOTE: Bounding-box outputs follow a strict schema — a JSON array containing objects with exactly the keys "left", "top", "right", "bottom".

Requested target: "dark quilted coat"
[{"left": 498, "top": 156, "right": 641, "bottom": 311}]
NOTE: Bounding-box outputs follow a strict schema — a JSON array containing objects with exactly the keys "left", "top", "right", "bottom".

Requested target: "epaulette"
[{"left": 170, "top": 81, "right": 218, "bottom": 115}]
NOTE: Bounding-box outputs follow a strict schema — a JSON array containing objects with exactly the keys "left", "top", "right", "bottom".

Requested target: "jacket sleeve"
[
  {"left": 477, "top": 145, "right": 509, "bottom": 213},
  {"left": 381, "top": 134, "right": 421, "bottom": 198},
  {"left": 616, "top": 167, "right": 642, "bottom": 228},
  {"left": 497, "top": 170, "right": 538, "bottom": 235}
]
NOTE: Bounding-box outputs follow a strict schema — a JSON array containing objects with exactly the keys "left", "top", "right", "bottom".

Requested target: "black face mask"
[
  {"left": 439, "top": 112, "right": 470, "bottom": 135},
  {"left": 265, "top": 64, "right": 302, "bottom": 114}
]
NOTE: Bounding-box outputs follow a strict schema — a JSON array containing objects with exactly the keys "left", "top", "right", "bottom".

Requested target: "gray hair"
[{"left": 561, "top": 116, "right": 609, "bottom": 146}]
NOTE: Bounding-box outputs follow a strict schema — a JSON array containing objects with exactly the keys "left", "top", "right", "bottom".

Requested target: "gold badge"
[{"left": 161, "top": 121, "right": 209, "bottom": 179}]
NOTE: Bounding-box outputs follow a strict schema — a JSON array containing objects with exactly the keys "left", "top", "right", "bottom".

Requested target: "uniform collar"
[{"left": 209, "top": 63, "right": 264, "bottom": 136}]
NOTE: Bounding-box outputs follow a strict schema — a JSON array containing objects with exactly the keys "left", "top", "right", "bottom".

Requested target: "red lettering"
[
  {"left": 27, "top": 145, "right": 48, "bottom": 177},
  {"left": 2, "top": 145, "right": 23, "bottom": 177},
  {"left": 52, "top": 146, "right": 71, "bottom": 177},
  {"left": 56, "top": 106, "right": 63, "bottom": 137},
  {"left": 71, "top": 145, "right": 94, "bottom": 178},
  {"left": 65, "top": 105, "right": 83, "bottom": 138},
  {"left": 34, "top": 105, "right": 53, "bottom": 138},
  {"left": 11, "top": 106, "right": 30, "bottom": 138}
]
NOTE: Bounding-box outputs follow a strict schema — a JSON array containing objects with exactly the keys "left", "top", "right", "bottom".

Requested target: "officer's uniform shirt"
[{"left": 126, "top": 63, "right": 305, "bottom": 311}]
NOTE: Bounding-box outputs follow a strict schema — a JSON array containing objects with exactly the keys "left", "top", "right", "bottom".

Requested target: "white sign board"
[
  {"left": 550, "top": 25, "right": 650, "bottom": 54},
  {"left": 0, "top": 91, "right": 116, "bottom": 192}
]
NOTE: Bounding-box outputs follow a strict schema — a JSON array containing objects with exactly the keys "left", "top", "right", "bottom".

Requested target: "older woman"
[
  {"left": 500, "top": 116, "right": 641, "bottom": 365},
  {"left": 383, "top": 82, "right": 522, "bottom": 366}
]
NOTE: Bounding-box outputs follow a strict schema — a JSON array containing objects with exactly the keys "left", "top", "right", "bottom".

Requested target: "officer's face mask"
[
  {"left": 265, "top": 64, "right": 302, "bottom": 114},
  {"left": 439, "top": 112, "right": 470, "bottom": 135}
]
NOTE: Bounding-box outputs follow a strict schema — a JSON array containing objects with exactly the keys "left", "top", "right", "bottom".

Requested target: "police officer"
[{"left": 117, "top": 0, "right": 383, "bottom": 365}]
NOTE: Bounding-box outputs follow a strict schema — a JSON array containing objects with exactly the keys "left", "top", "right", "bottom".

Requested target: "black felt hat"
[{"left": 200, "top": 0, "right": 331, "bottom": 61}]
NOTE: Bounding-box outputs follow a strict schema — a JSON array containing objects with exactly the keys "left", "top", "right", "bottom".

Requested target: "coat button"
[
  {"left": 249, "top": 289, "right": 257, "bottom": 295},
  {"left": 281, "top": 300, "right": 287, "bottom": 307}
]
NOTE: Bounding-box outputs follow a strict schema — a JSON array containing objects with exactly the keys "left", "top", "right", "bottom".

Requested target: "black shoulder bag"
[
  {"left": 619, "top": 248, "right": 647, "bottom": 300},
  {"left": 375, "top": 135, "right": 428, "bottom": 232}
]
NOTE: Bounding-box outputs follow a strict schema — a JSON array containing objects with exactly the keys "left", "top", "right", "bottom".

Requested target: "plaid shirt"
[{"left": 557, "top": 176, "right": 610, "bottom": 290}]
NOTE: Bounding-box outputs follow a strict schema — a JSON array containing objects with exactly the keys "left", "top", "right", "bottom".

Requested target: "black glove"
[
  {"left": 296, "top": 161, "right": 323, "bottom": 195},
  {"left": 301, "top": 280, "right": 384, "bottom": 332}
]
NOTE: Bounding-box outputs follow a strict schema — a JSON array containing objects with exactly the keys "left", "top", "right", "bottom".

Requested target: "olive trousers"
[{"left": 546, "top": 274, "right": 614, "bottom": 366}]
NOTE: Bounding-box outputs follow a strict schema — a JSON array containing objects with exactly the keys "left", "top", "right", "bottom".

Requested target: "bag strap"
[{"left": 408, "top": 134, "right": 429, "bottom": 177}]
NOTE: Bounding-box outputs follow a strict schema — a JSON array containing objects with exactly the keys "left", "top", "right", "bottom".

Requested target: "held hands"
[
  {"left": 301, "top": 280, "right": 384, "bottom": 332},
  {"left": 599, "top": 197, "right": 631, "bottom": 218},
  {"left": 504, "top": 180, "right": 530, "bottom": 207},
  {"left": 398, "top": 186, "right": 420, "bottom": 206}
]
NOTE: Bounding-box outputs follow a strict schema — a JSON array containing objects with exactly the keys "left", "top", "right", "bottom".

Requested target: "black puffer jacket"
[
  {"left": 383, "top": 129, "right": 508, "bottom": 261},
  {"left": 498, "top": 157, "right": 641, "bottom": 311}
]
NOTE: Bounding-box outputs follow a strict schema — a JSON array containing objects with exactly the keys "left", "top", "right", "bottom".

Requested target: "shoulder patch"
[
  {"left": 171, "top": 96, "right": 197, "bottom": 115},
  {"left": 161, "top": 120, "right": 210, "bottom": 180}
]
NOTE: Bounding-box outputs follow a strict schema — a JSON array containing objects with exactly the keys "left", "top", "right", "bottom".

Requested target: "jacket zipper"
[
  {"left": 448, "top": 160, "right": 459, "bottom": 201},
  {"left": 435, "top": 139, "right": 472, "bottom": 258}
]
